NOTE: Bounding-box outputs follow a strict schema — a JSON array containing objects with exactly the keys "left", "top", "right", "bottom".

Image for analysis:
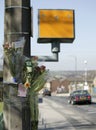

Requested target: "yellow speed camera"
[{"left": 38, "top": 9, "right": 75, "bottom": 43}]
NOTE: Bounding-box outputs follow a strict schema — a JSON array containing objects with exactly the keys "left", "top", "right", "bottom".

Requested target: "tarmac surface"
[
  {"left": 38, "top": 97, "right": 75, "bottom": 130},
  {"left": 38, "top": 93, "right": 96, "bottom": 130}
]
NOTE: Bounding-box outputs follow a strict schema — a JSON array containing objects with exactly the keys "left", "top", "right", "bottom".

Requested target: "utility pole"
[{"left": 3, "top": 0, "right": 32, "bottom": 130}]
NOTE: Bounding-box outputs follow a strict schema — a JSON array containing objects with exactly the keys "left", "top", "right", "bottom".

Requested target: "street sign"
[{"left": 37, "top": 9, "right": 75, "bottom": 43}]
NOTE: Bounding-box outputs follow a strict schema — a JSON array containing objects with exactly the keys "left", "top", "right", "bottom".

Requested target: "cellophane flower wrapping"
[
  {"left": 23, "top": 57, "right": 48, "bottom": 126},
  {"left": 3, "top": 39, "right": 25, "bottom": 82}
]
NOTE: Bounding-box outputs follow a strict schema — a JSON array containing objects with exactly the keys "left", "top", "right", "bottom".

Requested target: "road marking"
[
  {"left": 77, "top": 105, "right": 96, "bottom": 114},
  {"left": 87, "top": 109, "right": 96, "bottom": 114}
]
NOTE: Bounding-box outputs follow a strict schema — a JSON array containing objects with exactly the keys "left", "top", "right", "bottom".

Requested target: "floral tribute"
[
  {"left": 22, "top": 57, "right": 48, "bottom": 129},
  {"left": 3, "top": 41, "right": 48, "bottom": 129},
  {"left": 3, "top": 42, "right": 17, "bottom": 78},
  {"left": 3, "top": 38, "right": 25, "bottom": 82},
  {"left": 23, "top": 60, "right": 47, "bottom": 92}
]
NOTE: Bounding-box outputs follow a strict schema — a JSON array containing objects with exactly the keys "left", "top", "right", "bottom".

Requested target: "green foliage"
[
  {"left": 29, "top": 71, "right": 47, "bottom": 93},
  {"left": 0, "top": 113, "right": 3, "bottom": 130},
  {"left": 0, "top": 71, "right": 3, "bottom": 78},
  {"left": 0, "top": 102, "right": 3, "bottom": 113},
  {"left": 23, "top": 59, "right": 47, "bottom": 130}
]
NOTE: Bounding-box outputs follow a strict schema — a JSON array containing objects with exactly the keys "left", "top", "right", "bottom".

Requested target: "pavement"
[{"left": 38, "top": 97, "right": 75, "bottom": 130}]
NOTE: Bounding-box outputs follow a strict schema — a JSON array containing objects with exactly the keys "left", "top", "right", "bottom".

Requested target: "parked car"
[
  {"left": 43, "top": 89, "right": 51, "bottom": 96},
  {"left": 68, "top": 90, "right": 91, "bottom": 105}
]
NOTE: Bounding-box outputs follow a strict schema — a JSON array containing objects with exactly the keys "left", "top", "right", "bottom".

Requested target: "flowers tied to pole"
[{"left": 3, "top": 37, "right": 25, "bottom": 82}]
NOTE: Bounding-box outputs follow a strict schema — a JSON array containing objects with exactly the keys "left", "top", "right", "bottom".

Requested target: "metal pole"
[
  {"left": 75, "top": 56, "right": 77, "bottom": 89},
  {"left": 69, "top": 55, "right": 77, "bottom": 90},
  {"left": 84, "top": 60, "right": 88, "bottom": 85}
]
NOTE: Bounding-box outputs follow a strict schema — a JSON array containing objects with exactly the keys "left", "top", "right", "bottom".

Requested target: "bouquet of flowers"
[
  {"left": 3, "top": 38, "right": 25, "bottom": 82},
  {"left": 3, "top": 42, "right": 16, "bottom": 77},
  {"left": 22, "top": 57, "right": 48, "bottom": 129},
  {"left": 3, "top": 40, "right": 48, "bottom": 129}
]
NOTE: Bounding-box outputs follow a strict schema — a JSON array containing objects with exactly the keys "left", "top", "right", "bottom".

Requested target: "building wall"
[{"left": 50, "top": 79, "right": 70, "bottom": 93}]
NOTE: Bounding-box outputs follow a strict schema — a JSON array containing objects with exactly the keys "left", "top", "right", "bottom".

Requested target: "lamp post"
[
  {"left": 84, "top": 60, "right": 88, "bottom": 86},
  {"left": 69, "top": 55, "right": 77, "bottom": 90},
  {"left": 73, "top": 56, "right": 77, "bottom": 90}
]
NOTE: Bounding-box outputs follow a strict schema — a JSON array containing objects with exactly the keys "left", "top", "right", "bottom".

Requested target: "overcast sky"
[{"left": 0, "top": 0, "right": 96, "bottom": 71}]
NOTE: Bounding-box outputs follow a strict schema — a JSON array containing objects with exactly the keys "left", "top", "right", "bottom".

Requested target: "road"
[{"left": 38, "top": 96, "right": 96, "bottom": 130}]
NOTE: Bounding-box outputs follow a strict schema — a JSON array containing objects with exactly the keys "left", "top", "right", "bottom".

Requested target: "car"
[
  {"left": 43, "top": 89, "right": 51, "bottom": 96},
  {"left": 68, "top": 90, "right": 91, "bottom": 105}
]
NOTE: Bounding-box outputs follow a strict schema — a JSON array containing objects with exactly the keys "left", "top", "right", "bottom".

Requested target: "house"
[{"left": 50, "top": 79, "right": 70, "bottom": 93}]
